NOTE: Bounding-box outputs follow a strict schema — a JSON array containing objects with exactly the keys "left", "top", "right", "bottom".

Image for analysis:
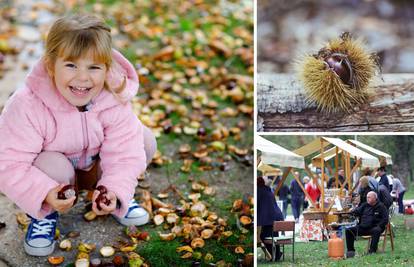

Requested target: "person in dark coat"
[
  {"left": 377, "top": 167, "right": 391, "bottom": 192},
  {"left": 378, "top": 184, "right": 393, "bottom": 209},
  {"left": 290, "top": 171, "right": 304, "bottom": 223},
  {"left": 257, "top": 176, "right": 284, "bottom": 261},
  {"left": 345, "top": 191, "right": 389, "bottom": 257}
]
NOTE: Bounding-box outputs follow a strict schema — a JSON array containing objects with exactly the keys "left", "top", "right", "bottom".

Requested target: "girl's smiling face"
[{"left": 53, "top": 49, "right": 107, "bottom": 109}]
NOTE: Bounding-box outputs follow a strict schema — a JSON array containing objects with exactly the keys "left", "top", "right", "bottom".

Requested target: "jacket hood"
[{"left": 25, "top": 49, "right": 139, "bottom": 112}]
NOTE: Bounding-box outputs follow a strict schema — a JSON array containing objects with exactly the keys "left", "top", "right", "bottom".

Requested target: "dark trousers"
[
  {"left": 345, "top": 225, "right": 384, "bottom": 253},
  {"left": 291, "top": 197, "right": 303, "bottom": 220},
  {"left": 281, "top": 199, "right": 288, "bottom": 219},
  {"left": 261, "top": 225, "right": 282, "bottom": 261},
  {"left": 398, "top": 191, "right": 405, "bottom": 214}
]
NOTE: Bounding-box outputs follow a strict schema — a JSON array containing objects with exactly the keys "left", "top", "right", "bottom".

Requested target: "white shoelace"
[{"left": 31, "top": 219, "right": 56, "bottom": 237}]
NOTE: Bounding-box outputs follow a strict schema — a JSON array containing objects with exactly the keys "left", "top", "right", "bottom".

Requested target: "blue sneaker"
[
  {"left": 114, "top": 199, "right": 149, "bottom": 226},
  {"left": 24, "top": 212, "right": 58, "bottom": 256}
]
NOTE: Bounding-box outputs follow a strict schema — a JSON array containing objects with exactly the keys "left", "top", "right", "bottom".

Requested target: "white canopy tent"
[
  {"left": 256, "top": 135, "right": 305, "bottom": 169},
  {"left": 310, "top": 137, "right": 381, "bottom": 169},
  {"left": 347, "top": 139, "right": 392, "bottom": 165},
  {"left": 256, "top": 136, "right": 316, "bottom": 205}
]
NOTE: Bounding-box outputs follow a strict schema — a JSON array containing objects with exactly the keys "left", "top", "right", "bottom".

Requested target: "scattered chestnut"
[
  {"left": 197, "top": 127, "right": 207, "bottom": 137},
  {"left": 226, "top": 80, "right": 237, "bottom": 90}
]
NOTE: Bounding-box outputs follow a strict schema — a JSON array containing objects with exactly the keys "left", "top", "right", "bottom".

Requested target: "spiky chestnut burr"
[{"left": 298, "top": 32, "right": 380, "bottom": 113}]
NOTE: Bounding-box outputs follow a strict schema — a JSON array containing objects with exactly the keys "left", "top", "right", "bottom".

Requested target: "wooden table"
[{"left": 301, "top": 211, "right": 328, "bottom": 241}]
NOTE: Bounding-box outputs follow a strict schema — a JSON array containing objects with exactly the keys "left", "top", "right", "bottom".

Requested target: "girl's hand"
[
  {"left": 44, "top": 184, "right": 76, "bottom": 213},
  {"left": 92, "top": 190, "right": 117, "bottom": 215}
]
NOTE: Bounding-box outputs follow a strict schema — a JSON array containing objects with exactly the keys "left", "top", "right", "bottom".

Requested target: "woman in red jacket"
[{"left": 306, "top": 174, "right": 321, "bottom": 206}]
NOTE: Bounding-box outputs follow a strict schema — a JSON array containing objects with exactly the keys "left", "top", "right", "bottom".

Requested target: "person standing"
[
  {"left": 303, "top": 176, "right": 310, "bottom": 209},
  {"left": 377, "top": 167, "right": 391, "bottom": 192},
  {"left": 290, "top": 171, "right": 304, "bottom": 223},
  {"left": 391, "top": 175, "right": 406, "bottom": 214},
  {"left": 276, "top": 179, "right": 290, "bottom": 219},
  {"left": 306, "top": 174, "right": 321, "bottom": 206}
]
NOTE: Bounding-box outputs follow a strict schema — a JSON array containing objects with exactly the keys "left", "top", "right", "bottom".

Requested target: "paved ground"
[{"left": 0, "top": 190, "right": 149, "bottom": 266}]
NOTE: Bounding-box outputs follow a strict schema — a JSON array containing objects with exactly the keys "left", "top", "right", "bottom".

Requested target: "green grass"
[
  {"left": 258, "top": 215, "right": 414, "bottom": 266},
  {"left": 134, "top": 193, "right": 252, "bottom": 267},
  {"left": 403, "top": 183, "right": 414, "bottom": 199}
]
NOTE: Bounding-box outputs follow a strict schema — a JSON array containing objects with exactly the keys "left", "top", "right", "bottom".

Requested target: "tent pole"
[
  {"left": 346, "top": 153, "right": 352, "bottom": 197},
  {"left": 274, "top": 167, "right": 291, "bottom": 196},
  {"left": 320, "top": 138, "right": 325, "bottom": 211},
  {"left": 335, "top": 147, "right": 339, "bottom": 188}
]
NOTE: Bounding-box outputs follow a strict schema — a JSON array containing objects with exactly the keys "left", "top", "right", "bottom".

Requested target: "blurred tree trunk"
[{"left": 393, "top": 136, "right": 412, "bottom": 189}]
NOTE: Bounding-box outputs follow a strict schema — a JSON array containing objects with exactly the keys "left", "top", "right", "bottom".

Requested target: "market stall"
[{"left": 293, "top": 137, "right": 381, "bottom": 241}]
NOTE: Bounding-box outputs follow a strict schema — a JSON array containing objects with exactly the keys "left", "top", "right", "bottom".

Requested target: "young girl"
[{"left": 0, "top": 14, "right": 156, "bottom": 256}]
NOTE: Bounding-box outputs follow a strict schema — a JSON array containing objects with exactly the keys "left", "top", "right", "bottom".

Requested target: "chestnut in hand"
[
  {"left": 57, "top": 185, "right": 77, "bottom": 202},
  {"left": 95, "top": 185, "right": 111, "bottom": 211},
  {"left": 96, "top": 185, "right": 107, "bottom": 194}
]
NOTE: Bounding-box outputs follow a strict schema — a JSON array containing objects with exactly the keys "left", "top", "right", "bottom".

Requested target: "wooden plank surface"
[{"left": 258, "top": 73, "right": 414, "bottom": 132}]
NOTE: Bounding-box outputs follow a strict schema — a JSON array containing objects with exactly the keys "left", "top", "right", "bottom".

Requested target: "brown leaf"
[
  {"left": 191, "top": 237, "right": 205, "bottom": 249},
  {"left": 235, "top": 246, "right": 245, "bottom": 254},
  {"left": 153, "top": 214, "right": 164, "bottom": 226},
  {"left": 208, "top": 40, "right": 231, "bottom": 57},
  {"left": 48, "top": 256, "right": 64, "bottom": 265},
  {"left": 201, "top": 229, "right": 214, "bottom": 239},
  {"left": 153, "top": 46, "right": 175, "bottom": 61},
  {"left": 151, "top": 197, "right": 171, "bottom": 209},
  {"left": 159, "top": 232, "right": 176, "bottom": 241},
  {"left": 239, "top": 216, "right": 252, "bottom": 226}
]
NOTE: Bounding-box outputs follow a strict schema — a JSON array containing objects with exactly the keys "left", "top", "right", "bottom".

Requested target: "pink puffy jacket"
[{"left": 0, "top": 50, "right": 146, "bottom": 219}]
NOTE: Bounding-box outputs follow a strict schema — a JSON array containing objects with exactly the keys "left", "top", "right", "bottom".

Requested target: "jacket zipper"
[{"left": 80, "top": 112, "right": 89, "bottom": 169}]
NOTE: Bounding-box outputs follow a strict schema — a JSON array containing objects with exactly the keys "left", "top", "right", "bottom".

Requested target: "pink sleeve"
[
  {"left": 0, "top": 95, "right": 58, "bottom": 219},
  {"left": 97, "top": 103, "right": 146, "bottom": 217}
]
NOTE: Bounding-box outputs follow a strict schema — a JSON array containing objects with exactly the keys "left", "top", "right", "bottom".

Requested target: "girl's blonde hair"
[{"left": 44, "top": 14, "right": 125, "bottom": 94}]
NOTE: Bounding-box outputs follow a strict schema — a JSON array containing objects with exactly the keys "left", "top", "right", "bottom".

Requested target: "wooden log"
[{"left": 258, "top": 73, "right": 414, "bottom": 132}]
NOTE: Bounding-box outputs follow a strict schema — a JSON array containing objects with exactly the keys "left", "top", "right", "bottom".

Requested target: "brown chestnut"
[
  {"left": 95, "top": 186, "right": 111, "bottom": 211},
  {"left": 96, "top": 185, "right": 108, "bottom": 194},
  {"left": 324, "top": 53, "right": 353, "bottom": 86},
  {"left": 57, "top": 185, "right": 77, "bottom": 200}
]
